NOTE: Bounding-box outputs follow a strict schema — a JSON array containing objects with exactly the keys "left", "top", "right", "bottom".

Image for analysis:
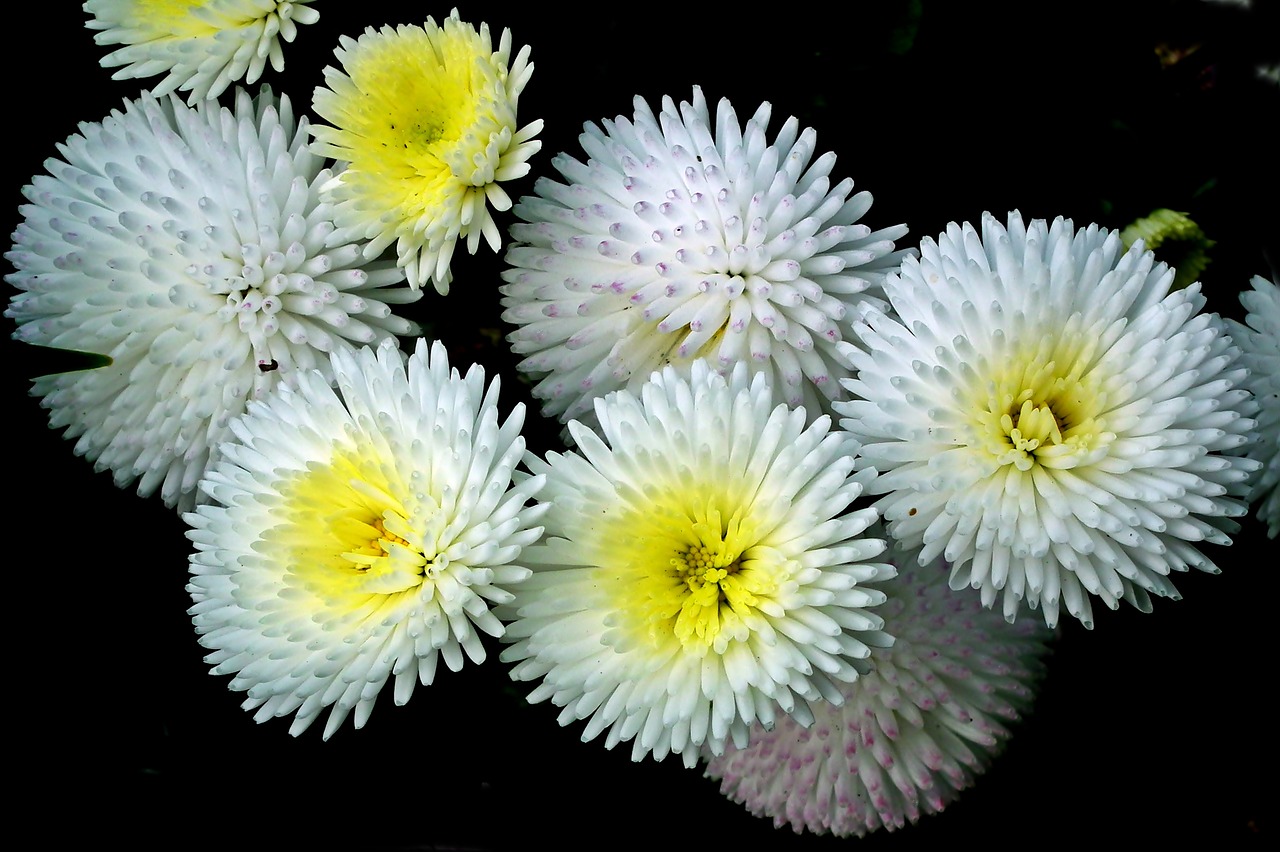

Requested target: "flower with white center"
[
  {"left": 1228, "top": 274, "right": 1280, "bottom": 537},
  {"left": 309, "top": 10, "right": 543, "bottom": 294},
  {"left": 84, "top": 0, "right": 320, "bottom": 102},
  {"left": 499, "top": 360, "right": 895, "bottom": 768},
  {"left": 835, "top": 211, "right": 1260, "bottom": 628},
  {"left": 4, "top": 87, "right": 420, "bottom": 511},
  {"left": 704, "top": 556, "right": 1054, "bottom": 837},
  {"left": 500, "top": 85, "right": 911, "bottom": 433},
  {"left": 186, "top": 339, "right": 547, "bottom": 739}
]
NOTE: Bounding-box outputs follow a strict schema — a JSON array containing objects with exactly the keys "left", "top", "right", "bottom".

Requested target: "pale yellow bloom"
[{"left": 310, "top": 10, "right": 543, "bottom": 294}]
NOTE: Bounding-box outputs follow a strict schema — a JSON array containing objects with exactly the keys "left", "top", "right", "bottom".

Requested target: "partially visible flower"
[
  {"left": 705, "top": 556, "right": 1054, "bottom": 837},
  {"left": 500, "top": 86, "right": 910, "bottom": 433},
  {"left": 84, "top": 0, "right": 320, "bottom": 102},
  {"left": 186, "top": 339, "right": 547, "bottom": 739},
  {"left": 500, "top": 360, "right": 895, "bottom": 768},
  {"left": 835, "top": 211, "right": 1259, "bottom": 629},
  {"left": 5, "top": 87, "right": 420, "bottom": 511},
  {"left": 1119, "top": 208, "right": 1215, "bottom": 291},
  {"left": 1228, "top": 275, "right": 1280, "bottom": 536},
  {"left": 309, "top": 11, "right": 542, "bottom": 294}
]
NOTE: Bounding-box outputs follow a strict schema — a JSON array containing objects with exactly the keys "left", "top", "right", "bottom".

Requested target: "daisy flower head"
[
  {"left": 186, "top": 339, "right": 548, "bottom": 739},
  {"left": 84, "top": 0, "right": 321, "bottom": 102},
  {"left": 309, "top": 10, "right": 543, "bottom": 295},
  {"left": 704, "top": 556, "right": 1054, "bottom": 837},
  {"left": 835, "top": 211, "right": 1260, "bottom": 629},
  {"left": 4, "top": 87, "right": 420, "bottom": 511},
  {"left": 1228, "top": 274, "right": 1280, "bottom": 537},
  {"left": 500, "top": 85, "right": 912, "bottom": 433},
  {"left": 499, "top": 359, "right": 896, "bottom": 768}
]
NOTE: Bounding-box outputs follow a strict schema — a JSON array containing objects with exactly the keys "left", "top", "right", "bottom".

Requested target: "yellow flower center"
[
  {"left": 972, "top": 328, "right": 1108, "bottom": 471},
  {"left": 669, "top": 535, "right": 744, "bottom": 643},
  {"left": 342, "top": 516, "right": 419, "bottom": 571},
  {"left": 317, "top": 22, "right": 517, "bottom": 220},
  {"left": 597, "top": 498, "right": 777, "bottom": 655},
  {"left": 266, "top": 442, "right": 432, "bottom": 602}
]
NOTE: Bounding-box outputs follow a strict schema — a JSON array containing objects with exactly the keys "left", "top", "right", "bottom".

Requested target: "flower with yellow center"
[
  {"left": 836, "top": 211, "right": 1260, "bottom": 628},
  {"left": 84, "top": 0, "right": 320, "bottom": 102},
  {"left": 499, "top": 360, "right": 895, "bottom": 767},
  {"left": 309, "top": 11, "right": 543, "bottom": 294},
  {"left": 186, "top": 339, "right": 547, "bottom": 739}
]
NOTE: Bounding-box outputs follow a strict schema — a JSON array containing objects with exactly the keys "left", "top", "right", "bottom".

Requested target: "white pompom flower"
[
  {"left": 309, "top": 11, "right": 543, "bottom": 294},
  {"left": 500, "top": 360, "right": 895, "bottom": 768},
  {"left": 84, "top": 0, "right": 320, "bottom": 102},
  {"left": 835, "top": 211, "right": 1260, "bottom": 628},
  {"left": 5, "top": 87, "right": 420, "bottom": 511},
  {"left": 705, "top": 557, "right": 1054, "bottom": 837},
  {"left": 1228, "top": 274, "right": 1280, "bottom": 537},
  {"left": 186, "top": 339, "right": 548, "bottom": 739},
  {"left": 500, "top": 85, "right": 911, "bottom": 432}
]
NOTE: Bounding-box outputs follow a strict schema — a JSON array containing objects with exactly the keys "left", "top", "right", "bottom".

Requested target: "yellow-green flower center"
[
  {"left": 972, "top": 332, "right": 1108, "bottom": 471},
  {"left": 669, "top": 535, "right": 744, "bottom": 641},
  {"left": 266, "top": 442, "right": 432, "bottom": 602},
  {"left": 597, "top": 500, "right": 777, "bottom": 655},
  {"left": 316, "top": 23, "right": 516, "bottom": 219},
  {"left": 342, "top": 515, "right": 419, "bottom": 570}
]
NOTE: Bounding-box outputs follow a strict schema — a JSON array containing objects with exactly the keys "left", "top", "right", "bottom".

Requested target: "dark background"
[{"left": 7, "top": 1, "right": 1277, "bottom": 848}]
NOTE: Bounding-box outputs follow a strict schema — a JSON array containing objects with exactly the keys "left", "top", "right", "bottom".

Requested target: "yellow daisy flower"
[{"left": 310, "top": 10, "right": 543, "bottom": 294}]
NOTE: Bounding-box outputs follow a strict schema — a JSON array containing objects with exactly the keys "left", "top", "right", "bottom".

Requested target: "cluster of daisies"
[{"left": 6, "top": 2, "right": 1278, "bottom": 840}]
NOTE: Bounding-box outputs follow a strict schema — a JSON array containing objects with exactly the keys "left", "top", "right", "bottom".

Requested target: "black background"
[{"left": 6, "top": 1, "right": 1278, "bottom": 848}]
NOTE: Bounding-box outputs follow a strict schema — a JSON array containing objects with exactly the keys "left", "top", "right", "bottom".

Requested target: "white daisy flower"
[
  {"left": 84, "top": 0, "right": 320, "bottom": 102},
  {"left": 499, "top": 360, "right": 895, "bottom": 768},
  {"left": 835, "top": 211, "right": 1260, "bottom": 628},
  {"left": 309, "top": 11, "right": 543, "bottom": 294},
  {"left": 1228, "top": 274, "right": 1280, "bottom": 537},
  {"left": 705, "top": 557, "right": 1054, "bottom": 837},
  {"left": 500, "top": 85, "right": 911, "bottom": 432},
  {"left": 186, "top": 339, "right": 547, "bottom": 739},
  {"left": 4, "top": 87, "right": 420, "bottom": 511}
]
